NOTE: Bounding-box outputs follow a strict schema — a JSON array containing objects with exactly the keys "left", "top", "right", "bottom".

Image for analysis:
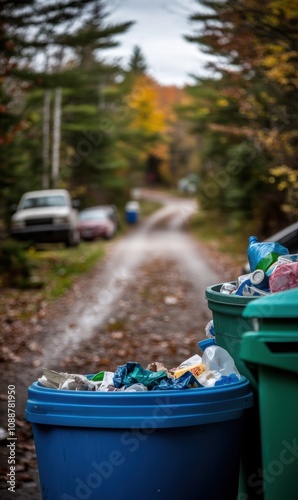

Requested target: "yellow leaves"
[
  {"left": 127, "top": 75, "right": 166, "bottom": 134},
  {"left": 199, "top": 107, "right": 210, "bottom": 116},
  {"left": 255, "top": 130, "right": 298, "bottom": 174},
  {"left": 262, "top": 52, "right": 282, "bottom": 69},
  {"left": 216, "top": 98, "right": 229, "bottom": 107},
  {"left": 269, "top": 0, "right": 298, "bottom": 20},
  {"left": 29, "top": 112, "right": 40, "bottom": 123},
  {"left": 257, "top": 129, "right": 279, "bottom": 151},
  {"left": 277, "top": 181, "right": 288, "bottom": 191},
  {"left": 245, "top": 1, "right": 298, "bottom": 89},
  {"left": 261, "top": 49, "right": 298, "bottom": 87},
  {"left": 127, "top": 75, "right": 186, "bottom": 134},
  {"left": 269, "top": 165, "right": 298, "bottom": 191},
  {"left": 270, "top": 165, "right": 292, "bottom": 177}
]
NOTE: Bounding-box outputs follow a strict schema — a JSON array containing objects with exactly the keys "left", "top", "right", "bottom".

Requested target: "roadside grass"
[
  {"left": 27, "top": 241, "right": 105, "bottom": 300},
  {"left": 189, "top": 210, "right": 255, "bottom": 267},
  {"left": 138, "top": 199, "right": 163, "bottom": 218},
  {"left": 0, "top": 240, "right": 107, "bottom": 321}
]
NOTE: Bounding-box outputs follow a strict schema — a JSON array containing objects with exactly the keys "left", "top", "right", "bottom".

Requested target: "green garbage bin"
[
  {"left": 240, "top": 288, "right": 298, "bottom": 500},
  {"left": 205, "top": 283, "right": 263, "bottom": 500},
  {"left": 205, "top": 283, "right": 258, "bottom": 383}
]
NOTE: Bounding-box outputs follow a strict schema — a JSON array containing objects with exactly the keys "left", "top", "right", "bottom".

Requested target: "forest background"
[{"left": 1, "top": 0, "right": 298, "bottom": 240}]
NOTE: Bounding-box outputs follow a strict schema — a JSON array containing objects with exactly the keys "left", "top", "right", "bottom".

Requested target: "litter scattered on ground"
[
  {"left": 164, "top": 295, "right": 179, "bottom": 305},
  {"left": 220, "top": 236, "right": 298, "bottom": 296}
]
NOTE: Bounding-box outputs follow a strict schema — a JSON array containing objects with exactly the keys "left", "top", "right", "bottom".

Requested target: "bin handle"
[{"left": 266, "top": 342, "right": 298, "bottom": 354}]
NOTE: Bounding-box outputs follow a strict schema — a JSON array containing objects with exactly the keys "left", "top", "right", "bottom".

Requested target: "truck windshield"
[{"left": 22, "top": 196, "right": 66, "bottom": 209}]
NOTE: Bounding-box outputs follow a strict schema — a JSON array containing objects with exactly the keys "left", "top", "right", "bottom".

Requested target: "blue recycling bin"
[
  {"left": 26, "top": 378, "right": 253, "bottom": 500},
  {"left": 125, "top": 201, "right": 140, "bottom": 224}
]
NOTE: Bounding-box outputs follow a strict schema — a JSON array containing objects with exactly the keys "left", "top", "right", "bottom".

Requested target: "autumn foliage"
[{"left": 185, "top": 0, "right": 298, "bottom": 234}]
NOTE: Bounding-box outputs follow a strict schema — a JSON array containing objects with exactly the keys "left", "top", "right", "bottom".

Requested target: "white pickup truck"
[{"left": 10, "top": 189, "right": 80, "bottom": 247}]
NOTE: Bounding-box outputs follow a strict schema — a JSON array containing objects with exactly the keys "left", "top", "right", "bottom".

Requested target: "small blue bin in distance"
[
  {"left": 25, "top": 377, "right": 253, "bottom": 500},
  {"left": 125, "top": 201, "right": 139, "bottom": 224}
]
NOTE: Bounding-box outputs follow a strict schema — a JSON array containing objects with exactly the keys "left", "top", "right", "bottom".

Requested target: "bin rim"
[
  {"left": 205, "top": 283, "right": 257, "bottom": 306},
  {"left": 25, "top": 377, "right": 253, "bottom": 429},
  {"left": 31, "top": 374, "right": 249, "bottom": 395}
]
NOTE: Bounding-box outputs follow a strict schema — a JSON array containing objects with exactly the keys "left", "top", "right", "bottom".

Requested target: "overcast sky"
[{"left": 104, "top": 0, "right": 209, "bottom": 87}]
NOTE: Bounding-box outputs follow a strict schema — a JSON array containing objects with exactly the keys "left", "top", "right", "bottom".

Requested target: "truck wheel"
[{"left": 65, "top": 230, "right": 79, "bottom": 248}]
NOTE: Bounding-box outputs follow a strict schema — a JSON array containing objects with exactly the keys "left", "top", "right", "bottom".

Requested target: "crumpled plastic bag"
[
  {"left": 113, "top": 362, "right": 200, "bottom": 391},
  {"left": 39, "top": 369, "right": 148, "bottom": 392},
  {"left": 202, "top": 345, "right": 240, "bottom": 379},
  {"left": 153, "top": 371, "right": 200, "bottom": 390},
  {"left": 121, "top": 383, "right": 148, "bottom": 392},
  {"left": 269, "top": 261, "right": 298, "bottom": 293},
  {"left": 38, "top": 369, "right": 99, "bottom": 391},
  {"left": 247, "top": 236, "right": 288, "bottom": 272},
  {"left": 113, "top": 362, "right": 168, "bottom": 389}
]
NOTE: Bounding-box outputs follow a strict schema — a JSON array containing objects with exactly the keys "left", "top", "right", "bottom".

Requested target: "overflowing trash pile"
[
  {"left": 220, "top": 236, "right": 298, "bottom": 296},
  {"left": 38, "top": 334, "right": 240, "bottom": 392}
]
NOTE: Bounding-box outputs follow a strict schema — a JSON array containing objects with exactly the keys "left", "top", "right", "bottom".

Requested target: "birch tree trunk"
[
  {"left": 42, "top": 90, "right": 51, "bottom": 189},
  {"left": 51, "top": 87, "right": 62, "bottom": 188}
]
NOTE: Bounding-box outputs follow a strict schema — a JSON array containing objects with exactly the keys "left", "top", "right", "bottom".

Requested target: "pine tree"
[
  {"left": 128, "top": 46, "right": 148, "bottom": 74},
  {"left": 0, "top": 0, "right": 134, "bottom": 224}
]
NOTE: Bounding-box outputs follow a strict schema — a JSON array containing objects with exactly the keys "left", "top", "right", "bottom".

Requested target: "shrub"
[{"left": 0, "top": 239, "right": 32, "bottom": 287}]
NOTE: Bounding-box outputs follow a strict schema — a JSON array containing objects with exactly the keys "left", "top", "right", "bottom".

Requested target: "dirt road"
[
  {"left": 0, "top": 190, "right": 237, "bottom": 499},
  {"left": 40, "top": 190, "right": 219, "bottom": 368}
]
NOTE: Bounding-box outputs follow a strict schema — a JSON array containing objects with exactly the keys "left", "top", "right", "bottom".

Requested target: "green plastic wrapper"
[
  {"left": 113, "top": 362, "right": 168, "bottom": 389},
  {"left": 91, "top": 372, "right": 105, "bottom": 382}
]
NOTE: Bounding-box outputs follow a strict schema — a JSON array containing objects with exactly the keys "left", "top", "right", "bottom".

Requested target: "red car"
[{"left": 78, "top": 207, "right": 116, "bottom": 240}]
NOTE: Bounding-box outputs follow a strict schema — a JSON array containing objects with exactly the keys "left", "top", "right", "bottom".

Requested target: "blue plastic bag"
[
  {"left": 247, "top": 236, "right": 288, "bottom": 272},
  {"left": 113, "top": 363, "right": 201, "bottom": 390},
  {"left": 152, "top": 371, "right": 201, "bottom": 390}
]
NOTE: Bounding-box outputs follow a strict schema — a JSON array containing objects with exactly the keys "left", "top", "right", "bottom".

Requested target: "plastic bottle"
[
  {"left": 235, "top": 269, "right": 270, "bottom": 296},
  {"left": 251, "top": 269, "right": 269, "bottom": 288},
  {"left": 247, "top": 236, "right": 289, "bottom": 272},
  {"left": 198, "top": 340, "right": 240, "bottom": 379},
  {"left": 197, "top": 370, "right": 222, "bottom": 387},
  {"left": 199, "top": 338, "right": 216, "bottom": 350}
]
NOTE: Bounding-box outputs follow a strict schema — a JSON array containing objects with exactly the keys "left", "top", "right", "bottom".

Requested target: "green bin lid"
[{"left": 243, "top": 287, "right": 298, "bottom": 319}]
